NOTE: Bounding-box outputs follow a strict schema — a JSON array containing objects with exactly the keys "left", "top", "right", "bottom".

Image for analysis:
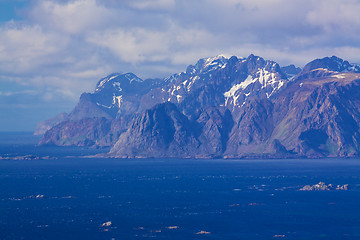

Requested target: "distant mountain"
[
  {"left": 69, "top": 72, "right": 165, "bottom": 120},
  {"left": 281, "top": 64, "right": 301, "bottom": 79},
  {"left": 34, "top": 112, "right": 68, "bottom": 136},
  {"left": 38, "top": 55, "right": 360, "bottom": 158},
  {"left": 302, "top": 56, "right": 360, "bottom": 73},
  {"left": 39, "top": 73, "right": 164, "bottom": 146}
]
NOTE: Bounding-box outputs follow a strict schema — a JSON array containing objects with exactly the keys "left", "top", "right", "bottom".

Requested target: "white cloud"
[
  {"left": 128, "top": 0, "right": 175, "bottom": 11},
  {"left": 0, "top": 23, "right": 66, "bottom": 73},
  {"left": 28, "top": 0, "right": 114, "bottom": 34},
  {"left": 1, "top": 0, "right": 360, "bottom": 115},
  {"left": 307, "top": 0, "right": 360, "bottom": 34},
  {"left": 2, "top": 0, "right": 360, "bottom": 130},
  {"left": 87, "top": 23, "right": 218, "bottom": 67},
  {"left": 0, "top": 90, "right": 38, "bottom": 97},
  {"left": 88, "top": 28, "right": 170, "bottom": 64}
]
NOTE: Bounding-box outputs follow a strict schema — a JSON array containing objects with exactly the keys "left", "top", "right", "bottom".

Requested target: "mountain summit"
[
  {"left": 302, "top": 56, "right": 360, "bottom": 73},
  {"left": 38, "top": 55, "right": 360, "bottom": 158}
]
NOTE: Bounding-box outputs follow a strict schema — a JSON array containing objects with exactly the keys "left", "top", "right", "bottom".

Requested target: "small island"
[{"left": 299, "top": 182, "right": 349, "bottom": 191}]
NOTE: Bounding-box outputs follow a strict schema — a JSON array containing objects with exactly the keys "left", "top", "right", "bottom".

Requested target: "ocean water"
[{"left": 1, "top": 133, "right": 360, "bottom": 239}]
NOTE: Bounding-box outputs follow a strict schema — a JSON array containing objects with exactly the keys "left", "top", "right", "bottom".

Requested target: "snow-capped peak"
[
  {"left": 95, "top": 73, "right": 143, "bottom": 93},
  {"left": 96, "top": 73, "right": 121, "bottom": 91},
  {"left": 203, "top": 54, "right": 227, "bottom": 66},
  {"left": 202, "top": 55, "right": 228, "bottom": 70},
  {"left": 185, "top": 54, "right": 229, "bottom": 75},
  {"left": 224, "top": 66, "right": 286, "bottom": 110},
  {"left": 123, "top": 73, "right": 143, "bottom": 83}
]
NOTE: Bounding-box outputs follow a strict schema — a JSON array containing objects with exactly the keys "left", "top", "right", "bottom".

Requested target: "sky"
[{"left": 1, "top": 0, "right": 360, "bottom": 131}]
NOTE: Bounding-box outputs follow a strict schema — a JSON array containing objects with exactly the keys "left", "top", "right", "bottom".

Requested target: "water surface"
[{"left": 0, "top": 133, "right": 359, "bottom": 239}]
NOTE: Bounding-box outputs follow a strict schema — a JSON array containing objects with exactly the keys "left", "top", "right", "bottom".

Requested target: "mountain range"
[{"left": 36, "top": 54, "right": 360, "bottom": 158}]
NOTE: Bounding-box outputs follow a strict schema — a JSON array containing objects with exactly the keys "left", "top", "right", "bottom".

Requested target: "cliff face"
[
  {"left": 110, "top": 102, "right": 200, "bottom": 158},
  {"left": 270, "top": 72, "right": 360, "bottom": 157},
  {"left": 38, "top": 55, "right": 360, "bottom": 158}
]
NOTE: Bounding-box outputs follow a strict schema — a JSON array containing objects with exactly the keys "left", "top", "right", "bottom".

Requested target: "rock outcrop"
[{"left": 299, "top": 182, "right": 349, "bottom": 191}]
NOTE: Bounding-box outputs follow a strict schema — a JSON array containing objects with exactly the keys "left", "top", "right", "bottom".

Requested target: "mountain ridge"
[{"left": 37, "top": 54, "right": 360, "bottom": 158}]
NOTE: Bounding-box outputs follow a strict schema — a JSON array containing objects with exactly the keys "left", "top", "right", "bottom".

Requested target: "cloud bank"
[{"left": 1, "top": 0, "right": 360, "bottom": 130}]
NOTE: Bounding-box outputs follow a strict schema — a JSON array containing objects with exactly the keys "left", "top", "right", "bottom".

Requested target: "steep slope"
[
  {"left": 196, "top": 107, "right": 234, "bottom": 157},
  {"left": 271, "top": 71, "right": 360, "bottom": 157},
  {"left": 224, "top": 98, "right": 277, "bottom": 157},
  {"left": 110, "top": 102, "right": 234, "bottom": 158},
  {"left": 110, "top": 102, "right": 200, "bottom": 158}
]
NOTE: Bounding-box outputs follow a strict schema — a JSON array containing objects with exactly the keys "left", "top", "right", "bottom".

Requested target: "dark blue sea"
[{"left": 1, "top": 132, "right": 360, "bottom": 240}]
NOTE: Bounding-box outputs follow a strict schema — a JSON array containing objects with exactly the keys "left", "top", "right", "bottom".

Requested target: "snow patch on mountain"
[
  {"left": 348, "top": 64, "right": 360, "bottom": 72},
  {"left": 184, "top": 55, "right": 229, "bottom": 75},
  {"left": 165, "top": 73, "right": 183, "bottom": 82},
  {"left": 313, "top": 68, "right": 335, "bottom": 72},
  {"left": 239, "top": 75, "right": 256, "bottom": 89},
  {"left": 124, "top": 73, "right": 142, "bottom": 83},
  {"left": 113, "top": 82, "right": 122, "bottom": 91},
  {"left": 203, "top": 55, "right": 227, "bottom": 67},
  {"left": 96, "top": 102, "right": 112, "bottom": 109},
  {"left": 177, "top": 75, "right": 200, "bottom": 92},
  {"left": 258, "top": 69, "right": 275, "bottom": 87},
  {"left": 257, "top": 69, "right": 285, "bottom": 96},
  {"left": 168, "top": 85, "right": 181, "bottom": 96},
  {"left": 224, "top": 67, "right": 286, "bottom": 109},
  {"left": 96, "top": 78, "right": 110, "bottom": 91},
  {"left": 224, "top": 83, "right": 243, "bottom": 106},
  {"left": 201, "top": 55, "right": 228, "bottom": 73},
  {"left": 95, "top": 73, "right": 121, "bottom": 92},
  {"left": 113, "top": 95, "right": 123, "bottom": 108},
  {"left": 176, "top": 95, "right": 182, "bottom": 102},
  {"left": 333, "top": 74, "right": 346, "bottom": 79},
  {"left": 95, "top": 73, "right": 142, "bottom": 93}
]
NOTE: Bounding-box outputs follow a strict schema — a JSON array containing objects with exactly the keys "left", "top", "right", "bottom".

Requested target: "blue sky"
[
  {"left": 0, "top": 1, "right": 27, "bottom": 21},
  {"left": 1, "top": 0, "right": 360, "bottom": 131}
]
